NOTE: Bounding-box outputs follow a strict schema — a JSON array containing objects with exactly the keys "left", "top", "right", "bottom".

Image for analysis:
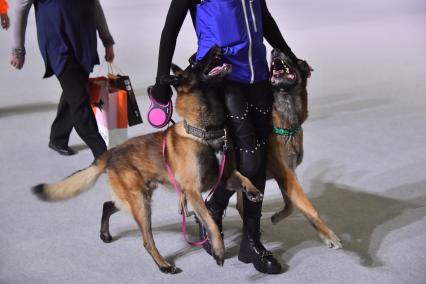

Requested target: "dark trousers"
[
  {"left": 50, "top": 58, "right": 106, "bottom": 158},
  {"left": 211, "top": 80, "right": 273, "bottom": 220}
]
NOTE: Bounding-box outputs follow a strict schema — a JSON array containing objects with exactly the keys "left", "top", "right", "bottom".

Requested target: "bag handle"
[
  {"left": 107, "top": 62, "right": 125, "bottom": 76},
  {"left": 96, "top": 61, "right": 126, "bottom": 77}
]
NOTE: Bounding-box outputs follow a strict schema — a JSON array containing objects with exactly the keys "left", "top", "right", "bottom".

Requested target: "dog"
[
  {"left": 236, "top": 49, "right": 342, "bottom": 249},
  {"left": 31, "top": 47, "right": 264, "bottom": 274}
]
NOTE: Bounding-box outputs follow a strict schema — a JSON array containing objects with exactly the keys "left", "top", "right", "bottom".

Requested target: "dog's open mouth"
[
  {"left": 201, "top": 53, "right": 232, "bottom": 80},
  {"left": 271, "top": 58, "right": 297, "bottom": 85}
]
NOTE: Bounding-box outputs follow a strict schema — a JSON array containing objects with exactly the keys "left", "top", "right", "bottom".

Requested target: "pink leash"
[{"left": 162, "top": 135, "right": 227, "bottom": 246}]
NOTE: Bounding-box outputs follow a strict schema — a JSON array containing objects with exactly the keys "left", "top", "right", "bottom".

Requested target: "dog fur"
[
  {"left": 32, "top": 47, "right": 263, "bottom": 274},
  {"left": 236, "top": 49, "right": 342, "bottom": 249}
]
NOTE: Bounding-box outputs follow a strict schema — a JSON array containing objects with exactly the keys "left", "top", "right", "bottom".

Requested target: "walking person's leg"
[
  {"left": 237, "top": 81, "right": 282, "bottom": 274},
  {"left": 198, "top": 80, "right": 249, "bottom": 254},
  {"left": 56, "top": 58, "right": 106, "bottom": 158},
  {"left": 200, "top": 80, "right": 282, "bottom": 273},
  {"left": 49, "top": 93, "right": 75, "bottom": 155}
]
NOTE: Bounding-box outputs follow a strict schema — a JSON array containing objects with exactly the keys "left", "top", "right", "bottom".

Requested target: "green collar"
[{"left": 272, "top": 126, "right": 302, "bottom": 137}]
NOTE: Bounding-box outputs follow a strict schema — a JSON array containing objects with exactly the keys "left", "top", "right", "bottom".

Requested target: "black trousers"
[
  {"left": 50, "top": 58, "right": 106, "bottom": 158},
  {"left": 211, "top": 79, "right": 273, "bottom": 220}
]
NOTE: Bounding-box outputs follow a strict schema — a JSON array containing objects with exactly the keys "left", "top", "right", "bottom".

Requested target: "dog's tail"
[{"left": 32, "top": 152, "right": 110, "bottom": 202}]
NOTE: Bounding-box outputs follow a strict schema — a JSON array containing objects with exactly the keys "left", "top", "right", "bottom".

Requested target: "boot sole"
[
  {"left": 238, "top": 252, "right": 252, "bottom": 264},
  {"left": 238, "top": 252, "right": 282, "bottom": 274}
]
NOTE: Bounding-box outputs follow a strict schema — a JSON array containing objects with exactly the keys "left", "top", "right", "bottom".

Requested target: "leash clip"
[{"left": 222, "top": 129, "right": 228, "bottom": 152}]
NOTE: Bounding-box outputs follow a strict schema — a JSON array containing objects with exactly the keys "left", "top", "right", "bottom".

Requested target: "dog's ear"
[{"left": 171, "top": 63, "right": 184, "bottom": 76}]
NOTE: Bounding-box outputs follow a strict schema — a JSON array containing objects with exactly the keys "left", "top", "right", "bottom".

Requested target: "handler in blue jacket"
[
  {"left": 11, "top": 0, "right": 115, "bottom": 158},
  {"left": 151, "top": 0, "right": 311, "bottom": 274}
]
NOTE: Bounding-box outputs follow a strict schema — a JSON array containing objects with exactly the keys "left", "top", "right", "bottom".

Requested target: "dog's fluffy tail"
[{"left": 32, "top": 152, "right": 110, "bottom": 202}]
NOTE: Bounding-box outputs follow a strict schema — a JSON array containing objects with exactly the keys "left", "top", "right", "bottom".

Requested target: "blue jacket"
[
  {"left": 34, "top": 0, "right": 99, "bottom": 78},
  {"left": 195, "top": 0, "right": 269, "bottom": 84}
]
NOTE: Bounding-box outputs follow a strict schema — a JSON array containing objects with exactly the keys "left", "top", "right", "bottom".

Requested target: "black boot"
[
  {"left": 195, "top": 199, "right": 225, "bottom": 256},
  {"left": 238, "top": 218, "right": 282, "bottom": 274}
]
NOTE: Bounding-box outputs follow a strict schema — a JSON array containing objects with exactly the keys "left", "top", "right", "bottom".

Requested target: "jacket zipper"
[
  {"left": 241, "top": 0, "right": 255, "bottom": 84},
  {"left": 249, "top": 0, "right": 258, "bottom": 33}
]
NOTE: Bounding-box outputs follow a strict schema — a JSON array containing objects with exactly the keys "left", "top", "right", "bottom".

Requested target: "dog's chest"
[{"left": 196, "top": 145, "right": 224, "bottom": 191}]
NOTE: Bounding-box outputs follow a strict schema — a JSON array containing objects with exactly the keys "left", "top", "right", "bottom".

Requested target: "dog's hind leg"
[
  {"left": 100, "top": 201, "right": 119, "bottom": 243},
  {"left": 272, "top": 162, "right": 342, "bottom": 249},
  {"left": 270, "top": 180, "right": 294, "bottom": 224},
  {"left": 186, "top": 189, "right": 225, "bottom": 266}
]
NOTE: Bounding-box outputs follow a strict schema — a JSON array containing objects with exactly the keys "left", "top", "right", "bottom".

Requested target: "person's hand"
[
  {"left": 10, "top": 54, "right": 25, "bottom": 70},
  {"left": 0, "top": 13, "right": 10, "bottom": 30},
  {"left": 297, "top": 59, "right": 313, "bottom": 78},
  {"left": 105, "top": 45, "right": 114, "bottom": 63},
  {"left": 149, "top": 83, "right": 173, "bottom": 105}
]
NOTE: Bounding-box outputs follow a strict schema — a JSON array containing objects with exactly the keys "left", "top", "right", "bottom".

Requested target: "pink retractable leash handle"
[
  {"left": 147, "top": 89, "right": 173, "bottom": 128},
  {"left": 147, "top": 75, "right": 180, "bottom": 128}
]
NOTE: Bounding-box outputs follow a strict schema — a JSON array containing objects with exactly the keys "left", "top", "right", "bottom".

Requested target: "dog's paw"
[
  {"left": 245, "top": 190, "right": 263, "bottom": 203},
  {"left": 160, "top": 265, "right": 182, "bottom": 274},
  {"left": 213, "top": 253, "right": 224, "bottom": 267},
  {"left": 100, "top": 232, "right": 113, "bottom": 243},
  {"left": 319, "top": 230, "right": 343, "bottom": 249}
]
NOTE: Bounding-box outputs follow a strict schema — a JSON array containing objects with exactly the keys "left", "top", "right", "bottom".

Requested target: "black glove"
[{"left": 150, "top": 83, "right": 173, "bottom": 105}]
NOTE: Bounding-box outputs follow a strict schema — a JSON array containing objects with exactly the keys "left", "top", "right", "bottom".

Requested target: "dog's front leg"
[
  {"left": 227, "top": 171, "right": 263, "bottom": 219},
  {"left": 185, "top": 189, "right": 225, "bottom": 266},
  {"left": 225, "top": 171, "right": 263, "bottom": 203}
]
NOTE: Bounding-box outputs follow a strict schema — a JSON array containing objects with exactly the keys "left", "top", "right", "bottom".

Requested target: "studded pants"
[{"left": 211, "top": 79, "right": 273, "bottom": 219}]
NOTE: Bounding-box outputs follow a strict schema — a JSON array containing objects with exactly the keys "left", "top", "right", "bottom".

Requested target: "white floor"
[{"left": 1, "top": 0, "right": 425, "bottom": 283}]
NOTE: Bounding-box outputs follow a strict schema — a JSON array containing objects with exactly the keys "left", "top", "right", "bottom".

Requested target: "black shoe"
[
  {"left": 195, "top": 199, "right": 225, "bottom": 256},
  {"left": 238, "top": 218, "right": 282, "bottom": 274},
  {"left": 48, "top": 142, "right": 76, "bottom": 156}
]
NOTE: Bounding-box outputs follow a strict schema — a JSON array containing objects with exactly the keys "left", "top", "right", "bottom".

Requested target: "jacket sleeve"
[
  {"left": 11, "top": 0, "right": 33, "bottom": 57},
  {"left": 0, "top": 0, "right": 8, "bottom": 14},
  {"left": 95, "top": 0, "right": 115, "bottom": 47},
  {"left": 156, "top": 0, "right": 192, "bottom": 78},
  {"left": 260, "top": 0, "right": 298, "bottom": 62}
]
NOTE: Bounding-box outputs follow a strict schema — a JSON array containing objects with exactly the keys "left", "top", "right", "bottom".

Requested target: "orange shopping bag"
[{"left": 88, "top": 77, "right": 128, "bottom": 147}]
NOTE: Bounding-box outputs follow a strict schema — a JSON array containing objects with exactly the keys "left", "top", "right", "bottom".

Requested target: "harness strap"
[{"left": 162, "top": 135, "right": 227, "bottom": 247}]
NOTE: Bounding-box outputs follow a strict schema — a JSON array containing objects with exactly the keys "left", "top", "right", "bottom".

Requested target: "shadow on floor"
[
  {"left": 103, "top": 163, "right": 426, "bottom": 272},
  {"left": 0, "top": 102, "right": 58, "bottom": 118}
]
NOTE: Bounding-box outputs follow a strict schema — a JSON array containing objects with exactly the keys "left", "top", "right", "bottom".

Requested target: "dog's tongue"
[
  {"left": 208, "top": 64, "right": 227, "bottom": 76},
  {"left": 273, "top": 68, "right": 296, "bottom": 81},
  {"left": 286, "top": 73, "right": 295, "bottom": 80}
]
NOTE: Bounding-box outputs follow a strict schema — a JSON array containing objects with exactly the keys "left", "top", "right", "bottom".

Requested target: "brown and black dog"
[
  {"left": 236, "top": 49, "right": 342, "bottom": 249},
  {"left": 32, "top": 47, "right": 263, "bottom": 274}
]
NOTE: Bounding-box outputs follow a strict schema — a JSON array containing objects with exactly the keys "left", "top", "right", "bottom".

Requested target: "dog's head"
[
  {"left": 166, "top": 46, "right": 232, "bottom": 128},
  {"left": 270, "top": 48, "right": 309, "bottom": 89},
  {"left": 171, "top": 46, "right": 232, "bottom": 91},
  {"left": 270, "top": 48, "right": 309, "bottom": 127}
]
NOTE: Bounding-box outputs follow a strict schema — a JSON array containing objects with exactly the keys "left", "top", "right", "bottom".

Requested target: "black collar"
[{"left": 183, "top": 120, "right": 226, "bottom": 141}]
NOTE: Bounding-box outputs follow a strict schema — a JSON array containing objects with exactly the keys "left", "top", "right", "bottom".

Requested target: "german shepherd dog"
[
  {"left": 32, "top": 47, "right": 264, "bottom": 274},
  {"left": 236, "top": 49, "right": 342, "bottom": 249}
]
